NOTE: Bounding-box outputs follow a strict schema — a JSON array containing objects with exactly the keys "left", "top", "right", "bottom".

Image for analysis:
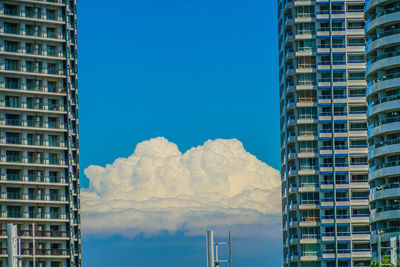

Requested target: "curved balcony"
[
  {"left": 371, "top": 226, "right": 400, "bottom": 243},
  {"left": 371, "top": 186, "right": 400, "bottom": 202},
  {"left": 366, "top": 9, "right": 400, "bottom": 34},
  {"left": 370, "top": 161, "right": 400, "bottom": 180},
  {"left": 368, "top": 97, "right": 400, "bottom": 118},
  {"left": 366, "top": 53, "right": 400, "bottom": 77},
  {"left": 369, "top": 142, "right": 400, "bottom": 161},
  {"left": 365, "top": 0, "right": 393, "bottom": 13},
  {"left": 368, "top": 119, "right": 400, "bottom": 139},
  {"left": 368, "top": 71, "right": 400, "bottom": 96},
  {"left": 366, "top": 30, "right": 400, "bottom": 54},
  {"left": 370, "top": 205, "right": 400, "bottom": 223}
]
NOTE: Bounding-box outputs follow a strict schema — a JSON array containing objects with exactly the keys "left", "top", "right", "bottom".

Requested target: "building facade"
[
  {"left": 365, "top": 0, "right": 400, "bottom": 261},
  {"left": 278, "top": 0, "right": 371, "bottom": 266},
  {"left": 0, "top": 1, "right": 81, "bottom": 266}
]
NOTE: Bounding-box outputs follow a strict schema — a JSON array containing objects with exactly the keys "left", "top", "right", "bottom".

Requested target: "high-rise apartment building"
[
  {"left": 365, "top": 0, "right": 400, "bottom": 261},
  {"left": 278, "top": 0, "right": 371, "bottom": 266},
  {"left": 0, "top": 1, "right": 81, "bottom": 266}
]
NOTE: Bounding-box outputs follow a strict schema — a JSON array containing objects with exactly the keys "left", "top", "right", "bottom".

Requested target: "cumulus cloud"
[{"left": 82, "top": 137, "right": 281, "bottom": 236}]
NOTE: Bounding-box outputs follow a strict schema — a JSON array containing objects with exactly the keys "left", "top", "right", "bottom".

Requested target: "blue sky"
[{"left": 77, "top": 0, "right": 281, "bottom": 266}]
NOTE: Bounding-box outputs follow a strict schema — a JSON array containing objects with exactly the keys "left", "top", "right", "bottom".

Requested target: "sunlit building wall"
[
  {"left": 0, "top": 1, "right": 81, "bottom": 266},
  {"left": 278, "top": 0, "right": 371, "bottom": 266}
]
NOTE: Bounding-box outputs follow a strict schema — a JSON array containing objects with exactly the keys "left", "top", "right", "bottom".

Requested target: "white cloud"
[{"left": 82, "top": 137, "right": 281, "bottom": 236}]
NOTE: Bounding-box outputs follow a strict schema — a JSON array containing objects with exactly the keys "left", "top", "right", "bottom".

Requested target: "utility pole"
[
  {"left": 206, "top": 231, "right": 214, "bottom": 267},
  {"left": 7, "top": 223, "right": 22, "bottom": 267},
  {"left": 206, "top": 230, "right": 232, "bottom": 267}
]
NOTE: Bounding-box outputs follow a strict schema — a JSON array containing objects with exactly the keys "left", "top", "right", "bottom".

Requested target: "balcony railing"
[
  {"left": 0, "top": 156, "right": 66, "bottom": 166},
  {"left": 0, "top": 27, "right": 65, "bottom": 40},
  {"left": 372, "top": 159, "right": 400, "bottom": 172},
  {"left": 1, "top": 119, "right": 67, "bottom": 130},
  {"left": 369, "top": 50, "right": 400, "bottom": 65},
  {"left": 2, "top": 192, "right": 65, "bottom": 202},
  {"left": 372, "top": 203, "right": 400, "bottom": 214},
  {"left": 367, "top": 6, "right": 400, "bottom": 23},
  {"left": 1, "top": 9, "right": 65, "bottom": 22},
  {"left": 302, "top": 216, "right": 320, "bottom": 222},
  {"left": 370, "top": 72, "right": 400, "bottom": 86},
  {"left": 0, "top": 101, "right": 65, "bottom": 112},
  {"left": 369, "top": 93, "right": 400, "bottom": 109},
  {"left": 302, "top": 233, "right": 320, "bottom": 239},
  {"left": 373, "top": 226, "right": 400, "bottom": 235},
  {"left": 372, "top": 182, "right": 400, "bottom": 193},
  {"left": 369, "top": 116, "right": 400, "bottom": 129},
  {"left": 301, "top": 200, "right": 319, "bottom": 205},
  {"left": 21, "top": 249, "right": 68, "bottom": 256},
  {"left": 1, "top": 64, "right": 66, "bottom": 76},
  {"left": 371, "top": 28, "right": 400, "bottom": 41}
]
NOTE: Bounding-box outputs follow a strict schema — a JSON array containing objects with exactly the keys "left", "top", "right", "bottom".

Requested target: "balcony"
[
  {"left": 299, "top": 199, "right": 319, "bottom": 209},
  {"left": 21, "top": 248, "right": 68, "bottom": 256},
  {"left": 0, "top": 138, "right": 68, "bottom": 149},
  {"left": 352, "top": 248, "right": 371, "bottom": 258},
  {"left": 371, "top": 159, "right": 400, "bottom": 173},
  {"left": 0, "top": 100, "right": 66, "bottom": 113},
  {"left": 1, "top": 192, "right": 66, "bottom": 202},
  {"left": 371, "top": 27, "right": 400, "bottom": 42},
  {"left": 289, "top": 184, "right": 298, "bottom": 193},
  {"left": 298, "top": 165, "right": 318, "bottom": 175},
  {"left": 0, "top": 63, "right": 66, "bottom": 77},
  {"left": 299, "top": 183, "right": 318, "bottom": 192},
  {"left": 351, "top": 213, "right": 369, "bottom": 224},
  {"left": 301, "top": 251, "right": 320, "bottom": 261},
  {"left": 1, "top": 119, "right": 67, "bottom": 131},
  {"left": 3, "top": 211, "right": 68, "bottom": 220},
  {"left": 0, "top": 9, "right": 65, "bottom": 23},
  {"left": 300, "top": 217, "right": 320, "bottom": 227},
  {"left": 372, "top": 226, "right": 400, "bottom": 237},
  {"left": 0, "top": 26, "right": 66, "bottom": 41},
  {"left": 301, "top": 233, "right": 320, "bottom": 241},
  {"left": 0, "top": 155, "right": 67, "bottom": 167},
  {"left": 289, "top": 217, "right": 298, "bottom": 227},
  {"left": 369, "top": 93, "right": 400, "bottom": 115},
  {"left": 0, "top": 82, "right": 66, "bottom": 95},
  {"left": 371, "top": 182, "right": 400, "bottom": 194}
]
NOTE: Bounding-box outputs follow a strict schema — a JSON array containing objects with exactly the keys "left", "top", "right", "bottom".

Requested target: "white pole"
[
  {"left": 391, "top": 237, "right": 397, "bottom": 267},
  {"left": 378, "top": 235, "right": 381, "bottom": 267},
  {"left": 7, "top": 223, "right": 18, "bottom": 267},
  {"left": 206, "top": 231, "right": 214, "bottom": 267}
]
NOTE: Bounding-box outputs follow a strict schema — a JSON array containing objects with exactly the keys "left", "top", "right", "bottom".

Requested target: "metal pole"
[
  {"left": 378, "top": 236, "right": 382, "bottom": 267},
  {"left": 206, "top": 231, "right": 214, "bottom": 267},
  {"left": 229, "top": 231, "right": 232, "bottom": 267},
  {"left": 215, "top": 243, "right": 219, "bottom": 267},
  {"left": 18, "top": 235, "right": 21, "bottom": 267},
  {"left": 32, "top": 223, "right": 36, "bottom": 267},
  {"left": 7, "top": 223, "right": 18, "bottom": 267}
]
